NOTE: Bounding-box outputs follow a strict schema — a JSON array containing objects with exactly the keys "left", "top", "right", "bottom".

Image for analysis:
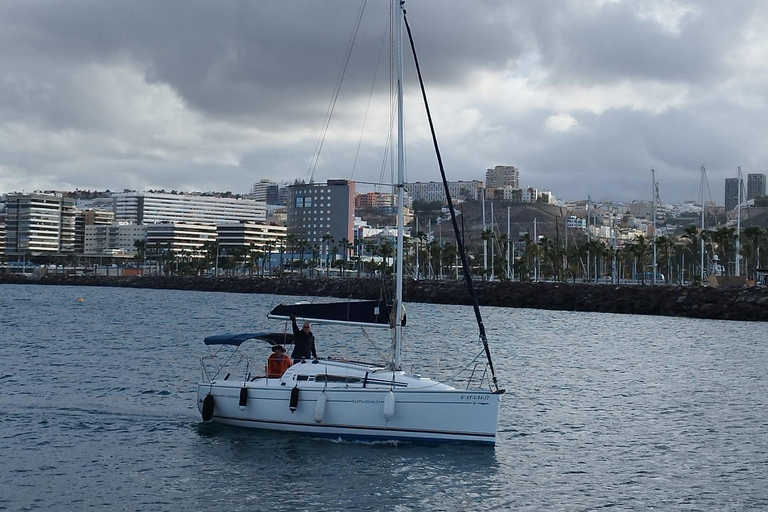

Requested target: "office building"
[
  {"left": 747, "top": 173, "right": 766, "bottom": 201},
  {"left": 725, "top": 177, "right": 744, "bottom": 212},
  {"left": 287, "top": 179, "right": 355, "bottom": 246},
  {"left": 113, "top": 192, "right": 266, "bottom": 225},
  {"left": 4, "top": 193, "right": 76, "bottom": 257}
]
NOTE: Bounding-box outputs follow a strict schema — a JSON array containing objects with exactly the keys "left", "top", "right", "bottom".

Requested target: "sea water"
[{"left": 1, "top": 284, "right": 766, "bottom": 511}]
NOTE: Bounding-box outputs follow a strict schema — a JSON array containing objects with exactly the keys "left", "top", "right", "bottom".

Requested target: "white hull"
[{"left": 197, "top": 360, "right": 501, "bottom": 444}]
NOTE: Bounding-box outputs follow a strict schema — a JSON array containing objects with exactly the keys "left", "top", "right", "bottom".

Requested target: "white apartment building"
[
  {"left": 84, "top": 222, "right": 147, "bottom": 258},
  {"left": 113, "top": 192, "right": 266, "bottom": 225},
  {"left": 145, "top": 222, "right": 218, "bottom": 256},
  {"left": 4, "top": 193, "right": 76, "bottom": 256},
  {"left": 0, "top": 213, "right": 5, "bottom": 257},
  {"left": 566, "top": 215, "right": 586, "bottom": 229},
  {"left": 522, "top": 187, "right": 538, "bottom": 203},
  {"left": 405, "top": 180, "right": 482, "bottom": 202},
  {"left": 217, "top": 222, "right": 287, "bottom": 251}
]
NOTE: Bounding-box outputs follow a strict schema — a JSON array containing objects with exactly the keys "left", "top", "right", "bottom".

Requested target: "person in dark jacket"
[{"left": 290, "top": 314, "right": 318, "bottom": 361}]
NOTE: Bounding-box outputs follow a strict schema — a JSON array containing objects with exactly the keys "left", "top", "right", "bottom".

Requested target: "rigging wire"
[
  {"left": 306, "top": 0, "right": 368, "bottom": 183},
  {"left": 351, "top": 13, "right": 390, "bottom": 180}
]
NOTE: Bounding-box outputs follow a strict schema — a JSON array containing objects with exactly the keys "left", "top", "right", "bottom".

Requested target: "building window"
[{"left": 296, "top": 197, "right": 304, "bottom": 208}]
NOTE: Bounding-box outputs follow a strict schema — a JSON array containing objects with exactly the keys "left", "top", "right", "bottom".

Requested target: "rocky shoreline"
[{"left": 3, "top": 273, "right": 768, "bottom": 321}]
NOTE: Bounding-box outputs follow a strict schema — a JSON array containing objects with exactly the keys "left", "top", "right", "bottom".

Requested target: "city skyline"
[{"left": 1, "top": 1, "right": 768, "bottom": 204}]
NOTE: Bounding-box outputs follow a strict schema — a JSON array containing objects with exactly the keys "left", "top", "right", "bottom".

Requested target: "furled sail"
[
  {"left": 204, "top": 332, "right": 296, "bottom": 347},
  {"left": 268, "top": 300, "right": 402, "bottom": 329}
]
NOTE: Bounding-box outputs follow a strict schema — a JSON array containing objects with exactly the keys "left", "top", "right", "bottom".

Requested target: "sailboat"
[{"left": 196, "top": 0, "right": 504, "bottom": 444}]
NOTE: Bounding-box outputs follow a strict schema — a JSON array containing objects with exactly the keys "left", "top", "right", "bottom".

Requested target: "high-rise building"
[
  {"left": 4, "top": 193, "right": 76, "bottom": 257},
  {"left": 287, "top": 179, "right": 355, "bottom": 246},
  {"left": 747, "top": 173, "right": 766, "bottom": 201},
  {"left": 112, "top": 192, "right": 266, "bottom": 225},
  {"left": 485, "top": 165, "right": 520, "bottom": 189},
  {"left": 724, "top": 177, "right": 744, "bottom": 212},
  {"left": 252, "top": 179, "right": 280, "bottom": 205}
]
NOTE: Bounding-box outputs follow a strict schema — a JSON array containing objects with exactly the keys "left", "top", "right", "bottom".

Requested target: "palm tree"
[
  {"left": 655, "top": 235, "right": 674, "bottom": 284},
  {"left": 742, "top": 226, "right": 766, "bottom": 280}
]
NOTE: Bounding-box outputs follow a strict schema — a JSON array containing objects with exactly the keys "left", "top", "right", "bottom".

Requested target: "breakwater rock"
[{"left": 4, "top": 274, "right": 768, "bottom": 321}]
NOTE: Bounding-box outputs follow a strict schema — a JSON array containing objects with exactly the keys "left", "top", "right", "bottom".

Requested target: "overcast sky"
[{"left": 1, "top": 0, "right": 767, "bottom": 204}]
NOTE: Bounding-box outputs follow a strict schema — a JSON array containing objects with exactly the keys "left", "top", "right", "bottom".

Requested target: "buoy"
[
  {"left": 238, "top": 387, "right": 248, "bottom": 410},
  {"left": 314, "top": 392, "right": 327, "bottom": 423},
  {"left": 77, "top": 298, "right": 85, "bottom": 303},
  {"left": 201, "top": 394, "right": 215, "bottom": 421},
  {"left": 289, "top": 386, "right": 300, "bottom": 413},
  {"left": 383, "top": 391, "right": 396, "bottom": 420}
]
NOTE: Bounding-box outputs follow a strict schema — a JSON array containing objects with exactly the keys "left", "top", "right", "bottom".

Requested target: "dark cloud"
[{"left": 1, "top": 0, "right": 766, "bottom": 204}]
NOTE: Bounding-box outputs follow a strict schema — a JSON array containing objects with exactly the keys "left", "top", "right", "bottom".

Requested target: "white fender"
[
  {"left": 383, "top": 391, "right": 396, "bottom": 420},
  {"left": 314, "top": 392, "right": 327, "bottom": 423}
]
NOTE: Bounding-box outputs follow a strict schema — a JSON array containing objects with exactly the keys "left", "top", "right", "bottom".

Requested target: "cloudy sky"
[{"left": 1, "top": 0, "right": 767, "bottom": 204}]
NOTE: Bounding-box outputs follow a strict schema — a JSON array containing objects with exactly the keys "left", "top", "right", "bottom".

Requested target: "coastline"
[{"left": 3, "top": 274, "right": 768, "bottom": 322}]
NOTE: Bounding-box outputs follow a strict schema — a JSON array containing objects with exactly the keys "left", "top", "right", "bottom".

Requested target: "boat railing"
[
  {"left": 200, "top": 353, "right": 256, "bottom": 383},
  {"left": 464, "top": 362, "right": 491, "bottom": 391},
  {"left": 444, "top": 361, "right": 492, "bottom": 391}
]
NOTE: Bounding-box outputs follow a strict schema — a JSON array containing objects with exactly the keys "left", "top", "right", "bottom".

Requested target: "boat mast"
[
  {"left": 736, "top": 166, "right": 742, "bottom": 277},
  {"left": 700, "top": 164, "right": 706, "bottom": 281},
  {"left": 392, "top": 0, "right": 405, "bottom": 371},
  {"left": 652, "top": 168, "right": 657, "bottom": 286}
]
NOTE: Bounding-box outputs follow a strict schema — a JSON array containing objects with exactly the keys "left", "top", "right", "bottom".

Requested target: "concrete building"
[
  {"left": 492, "top": 187, "right": 523, "bottom": 202},
  {"left": 355, "top": 192, "right": 396, "bottom": 209},
  {"left": 287, "top": 179, "right": 355, "bottom": 246},
  {"left": 522, "top": 187, "right": 539, "bottom": 203},
  {"left": 0, "top": 212, "right": 5, "bottom": 258},
  {"left": 725, "top": 177, "right": 744, "bottom": 212},
  {"left": 405, "top": 180, "right": 482, "bottom": 202},
  {"left": 485, "top": 165, "right": 520, "bottom": 189},
  {"left": 252, "top": 179, "right": 280, "bottom": 205},
  {"left": 84, "top": 222, "right": 146, "bottom": 258},
  {"left": 627, "top": 201, "right": 654, "bottom": 220},
  {"left": 3, "top": 193, "right": 76, "bottom": 257},
  {"left": 747, "top": 173, "right": 766, "bottom": 201},
  {"left": 216, "top": 222, "right": 287, "bottom": 252},
  {"left": 75, "top": 208, "right": 115, "bottom": 254},
  {"left": 113, "top": 192, "right": 266, "bottom": 225},
  {"left": 145, "top": 222, "right": 218, "bottom": 256},
  {"left": 566, "top": 215, "right": 586, "bottom": 230}
]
